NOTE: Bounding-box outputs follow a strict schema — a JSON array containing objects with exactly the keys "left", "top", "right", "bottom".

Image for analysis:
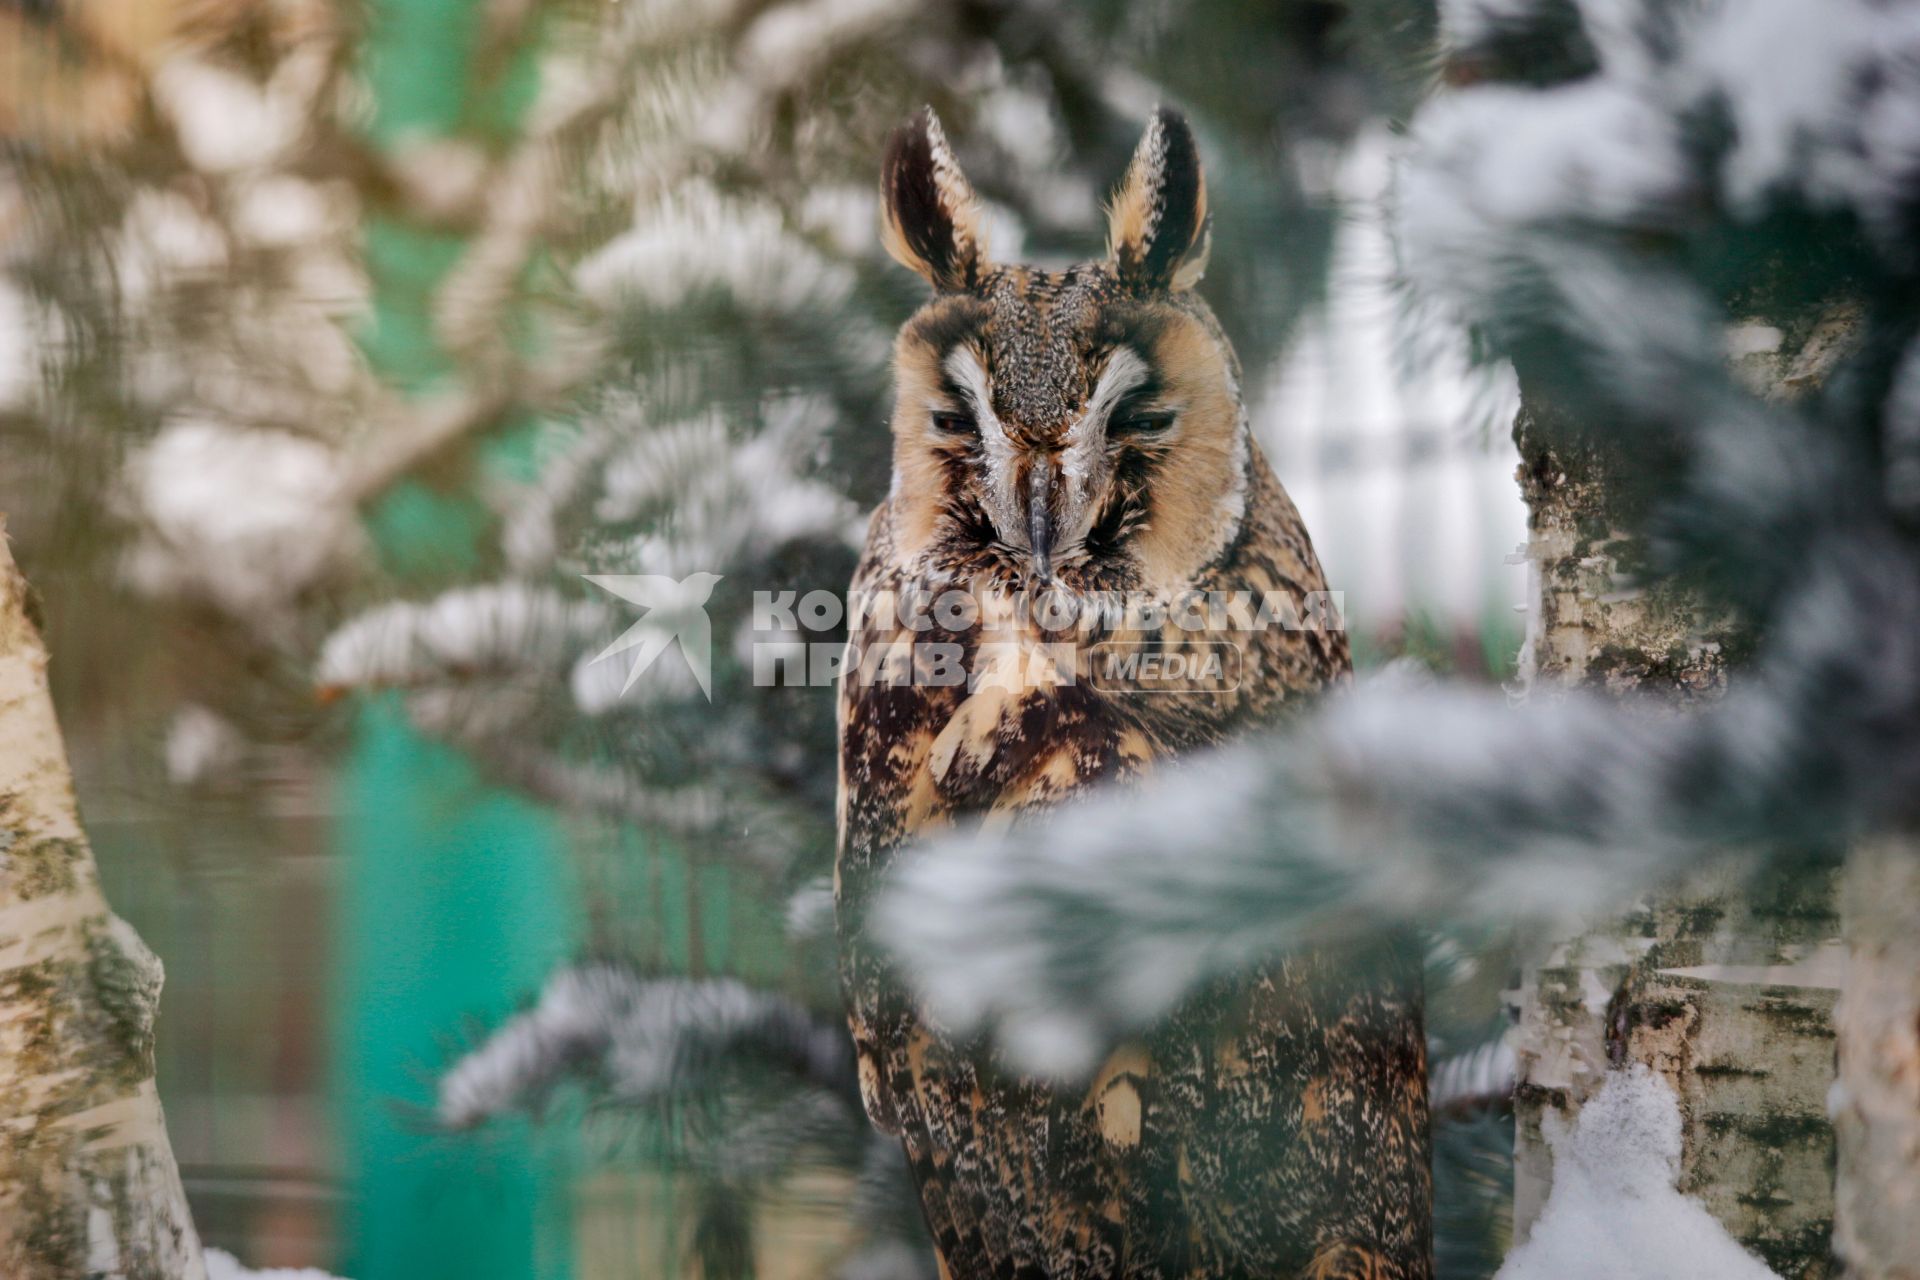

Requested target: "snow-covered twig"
[{"left": 436, "top": 964, "right": 856, "bottom": 1129}]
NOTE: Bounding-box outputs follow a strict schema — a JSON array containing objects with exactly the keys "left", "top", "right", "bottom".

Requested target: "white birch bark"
[
  {"left": 0, "top": 521, "right": 207, "bottom": 1280},
  {"left": 1507, "top": 312, "right": 1859, "bottom": 1279}
]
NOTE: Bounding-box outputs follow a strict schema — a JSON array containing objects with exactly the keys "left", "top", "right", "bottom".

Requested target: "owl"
[{"left": 836, "top": 106, "right": 1430, "bottom": 1279}]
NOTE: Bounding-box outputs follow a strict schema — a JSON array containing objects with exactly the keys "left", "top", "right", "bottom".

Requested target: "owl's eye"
[
  {"left": 931, "top": 409, "right": 975, "bottom": 434},
  {"left": 1110, "top": 409, "right": 1175, "bottom": 437}
]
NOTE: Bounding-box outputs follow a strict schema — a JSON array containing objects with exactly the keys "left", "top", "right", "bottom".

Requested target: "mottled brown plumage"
[{"left": 838, "top": 106, "right": 1430, "bottom": 1279}]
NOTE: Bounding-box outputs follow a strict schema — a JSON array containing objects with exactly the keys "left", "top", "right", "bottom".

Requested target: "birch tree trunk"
[
  {"left": 1507, "top": 311, "right": 1859, "bottom": 1279},
  {"left": 1832, "top": 837, "right": 1920, "bottom": 1279},
  {"left": 0, "top": 521, "right": 206, "bottom": 1280}
]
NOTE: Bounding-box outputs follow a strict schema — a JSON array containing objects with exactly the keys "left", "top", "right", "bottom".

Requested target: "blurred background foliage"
[{"left": 0, "top": 0, "right": 1522, "bottom": 1275}]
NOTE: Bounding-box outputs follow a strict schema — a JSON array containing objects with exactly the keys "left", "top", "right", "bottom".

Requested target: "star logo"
[{"left": 582, "top": 572, "right": 724, "bottom": 701}]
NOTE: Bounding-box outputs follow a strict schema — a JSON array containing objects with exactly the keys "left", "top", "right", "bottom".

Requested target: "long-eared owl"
[{"left": 835, "top": 106, "right": 1431, "bottom": 1279}]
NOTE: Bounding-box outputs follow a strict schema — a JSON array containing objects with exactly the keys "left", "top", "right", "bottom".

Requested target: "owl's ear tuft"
[
  {"left": 880, "top": 107, "right": 987, "bottom": 291},
  {"left": 1106, "top": 107, "right": 1210, "bottom": 293}
]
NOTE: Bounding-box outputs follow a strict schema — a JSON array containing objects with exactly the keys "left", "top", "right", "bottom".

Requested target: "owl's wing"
[
  {"left": 1145, "top": 949, "right": 1432, "bottom": 1278},
  {"left": 835, "top": 525, "right": 954, "bottom": 1138}
]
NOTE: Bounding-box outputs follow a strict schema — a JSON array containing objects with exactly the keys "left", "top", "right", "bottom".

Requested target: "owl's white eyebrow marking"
[
  {"left": 942, "top": 346, "right": 999, "bottom": 430},
  {"left": 1063, "top": 347, "right": 1151, "bottom": 482},
  {"left": 943, "top": 345, "right": 1018, "bottom": 502},
  {"left": 1075, "top": 349, "right": 1151, "bottom": 438}
]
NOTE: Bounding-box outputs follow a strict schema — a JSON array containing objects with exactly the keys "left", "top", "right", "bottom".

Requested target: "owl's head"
[{"left": 879, "top": 106, "right": 1249, "bottom": 594}]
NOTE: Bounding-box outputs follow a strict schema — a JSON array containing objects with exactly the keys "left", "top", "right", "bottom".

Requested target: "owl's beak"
[{"left": 1026, "top": 463, "right": 1056, "bottom": 582}]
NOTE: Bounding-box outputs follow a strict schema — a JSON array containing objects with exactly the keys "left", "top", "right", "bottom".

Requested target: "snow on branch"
[
  {"left": 436, "top": 964, "right": 855, "bottom": 1129},
  {"left": 315, "top": 583, "right": 613, "bottom": 695},
  {"left": 578, "top": 182, "right": 859, "bottom": 319},
  {"left": 1494, "top": 1067, "right": 1779, "bottom": 1280},
  {"left": 438, "top": 963, "right": 936, "bottom": 1277},
  {"left": 875, "top": 575, "right": 1920, "bottom": 1077},
  {"left": 205, "top": 1249, "right": 347, "bottom": 1280}
]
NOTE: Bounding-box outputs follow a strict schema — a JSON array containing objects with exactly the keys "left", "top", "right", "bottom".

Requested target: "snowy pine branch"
[
  {"left": 437, "top": 964, "right": 938, "bottom": 1278},
  {"left": 437, "top": 965, "right": 857, "bottom": 1129}
]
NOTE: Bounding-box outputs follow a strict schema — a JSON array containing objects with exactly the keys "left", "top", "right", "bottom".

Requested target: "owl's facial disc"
[
  {"left": 879, "top": 105, "right": 1242, "bottom": 589},
  {"left": 933, "top": 339, "right": 1154, "bottom": 583},
  {"left": 886, "top": 277, "right": 1248, "bottom": 590}
]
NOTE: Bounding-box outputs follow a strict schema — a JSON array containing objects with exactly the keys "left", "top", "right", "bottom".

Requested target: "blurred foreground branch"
[{"left": 438, "top": 963, "right": 934, "bottom": 1280}]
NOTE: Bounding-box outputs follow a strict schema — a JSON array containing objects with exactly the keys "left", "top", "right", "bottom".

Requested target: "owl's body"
[{"left": 837, "top": 108, "right": 1430, "bottom": 1279}]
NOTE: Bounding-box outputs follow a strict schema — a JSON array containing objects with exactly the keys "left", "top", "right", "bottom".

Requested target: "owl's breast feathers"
[
  {"left": 834, "top": 455, "right": 1430, "bottom": 1278},
  {"left": 838, "top": 453, "right": 1345, "bottom": 867}
]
